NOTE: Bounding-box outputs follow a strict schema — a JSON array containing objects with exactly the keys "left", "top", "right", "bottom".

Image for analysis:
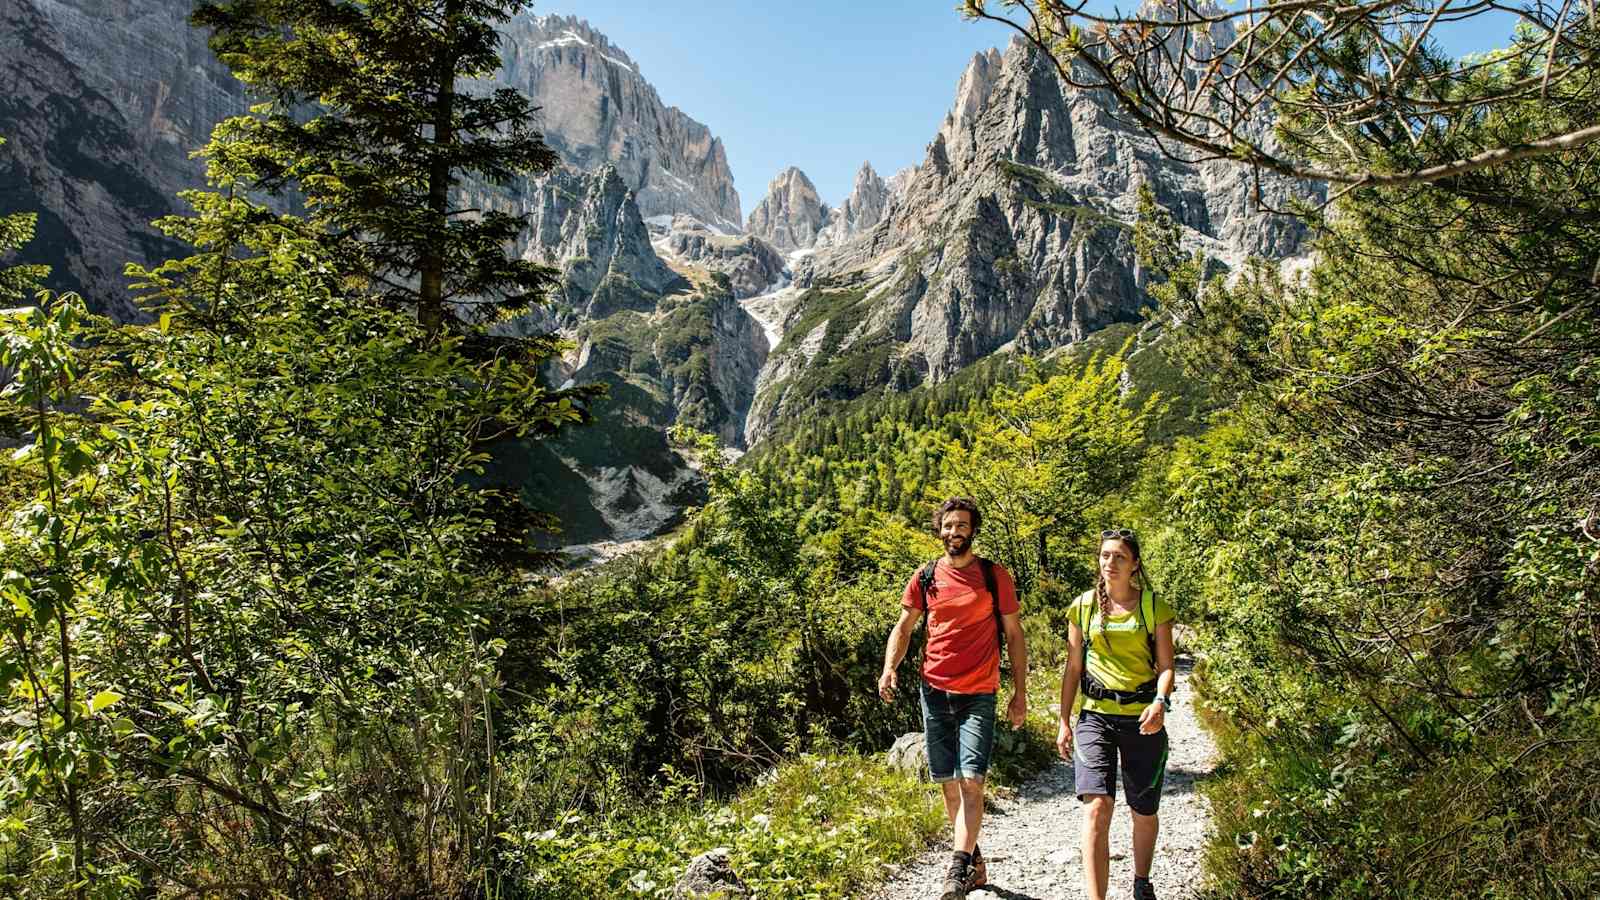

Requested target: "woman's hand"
[
  {"left": 1138, "top": 701, "right": 1165, "bottom": 735},
  {"left": 1056, "top": 718, "right": 1075, "bottom": 760}
]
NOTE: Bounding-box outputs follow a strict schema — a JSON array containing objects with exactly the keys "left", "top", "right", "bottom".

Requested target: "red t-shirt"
[{"left": 902, "top": 558, "right": 1020, "bottom": 694}]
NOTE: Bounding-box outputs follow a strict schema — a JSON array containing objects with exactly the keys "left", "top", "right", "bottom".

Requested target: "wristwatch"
[{"left": 1158, "top": 695, "right": 1172, "bottom": 713}]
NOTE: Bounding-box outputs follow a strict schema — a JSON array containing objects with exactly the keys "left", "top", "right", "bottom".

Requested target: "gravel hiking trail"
[{"left": 868, "top": 659, "right": 1218, "bottom": 900}]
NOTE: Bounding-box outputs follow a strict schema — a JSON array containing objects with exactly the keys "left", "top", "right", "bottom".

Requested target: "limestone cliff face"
[
  {"left": 936, "top": 48, "right": 1005, "bottom": 174},
  {"left": 563, "top": 284, "right": 769, "bottom": 450},
  {"left": 745, "top": 167, "right": 829, "bottom": 253},
  {"left": 745, "top": 38, "right": 1318, "bottom": 442},
  {"left": 3, "top": 4, "right": 745, "bottom": 319},
  {"left": 493, "top": 14, "right": 743, "bottom": 233},
  {"left": 0, "top": 0, "right": 186, "bottom": 320},
  {"left": 513, "top": 164, "right": 681, "bottom": 317},
  {"left": 25, "top": 0, "right": 250, "bottom": 198},
  {"left": 656, "top": 289, "right": 768, "bottom": 449},
  {"left": 523, "top": 275, "right": 767, "bottom": 545},
  {"left": 471, "top": 163, "right": 766, "bottom": 448}
]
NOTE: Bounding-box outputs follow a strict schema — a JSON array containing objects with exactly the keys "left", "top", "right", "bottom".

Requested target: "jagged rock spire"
[
  {"left": 816, "top": 162, "right": 892, "bottom": 248},
  {"left": 745, "top": 166, "right": 829, "bottom": 253}
]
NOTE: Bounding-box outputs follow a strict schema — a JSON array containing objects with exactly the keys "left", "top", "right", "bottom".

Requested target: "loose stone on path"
[{"left": 868, "top": 659, "right": 1217, "bottom": 900}]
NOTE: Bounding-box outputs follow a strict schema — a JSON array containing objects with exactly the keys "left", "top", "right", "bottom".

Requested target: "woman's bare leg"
[
  {"left": 1082, "top": 794, "right": 1114, "bottom": 900},
  {"left": 1132, "top": 810, "right": 1159, "bottom": 878}
]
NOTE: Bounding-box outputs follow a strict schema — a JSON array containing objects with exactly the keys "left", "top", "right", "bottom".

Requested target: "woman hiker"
[{"left": 1058, "top": 529, "right": 1175, "bottom": 900}]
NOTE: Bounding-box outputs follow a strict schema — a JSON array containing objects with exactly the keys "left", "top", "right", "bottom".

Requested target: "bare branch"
[{"left": 967, "top": 0, "right": 1600, "bottom": 188}]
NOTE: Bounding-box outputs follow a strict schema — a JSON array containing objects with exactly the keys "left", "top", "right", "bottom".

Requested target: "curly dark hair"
[{"left": 933, "top": 497, "right": 982, "bottom": 534}]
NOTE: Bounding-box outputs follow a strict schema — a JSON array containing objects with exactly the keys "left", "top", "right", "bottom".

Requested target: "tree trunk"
[{"left": 419, "top": 0, "right": 462, "bottom": 337}]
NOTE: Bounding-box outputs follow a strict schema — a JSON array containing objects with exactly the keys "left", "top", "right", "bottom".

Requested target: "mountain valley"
[{"left": 1, "top": 4, "right": 1315, "bottom": 547}]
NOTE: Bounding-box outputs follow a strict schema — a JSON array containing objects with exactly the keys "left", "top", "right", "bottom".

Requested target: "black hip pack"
[{"left": 1080, "top": 671, "right": 1158, "bottom": 705}]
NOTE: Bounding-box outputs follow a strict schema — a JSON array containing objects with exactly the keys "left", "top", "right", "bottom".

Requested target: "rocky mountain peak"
[
  {"left": 6, "top": 1, "right": 748, "bottom": 314},
  {"left": 525, "top": 14, "right": 638, "bottom": 71},
  {"left": 510, "top": 163, "right": 679, "bottom": 319},
  {"left": 886, "top": 166, "right": 916, "bottom": 199},
  {"left": 658, "top": 217, "right": 786, "bottom": 301},
  {"left": 743, "top": 29, "right": 1318, "bottom": 442},
  {"left": 816, "top": 161, "right": 891, "bottom": 249},
  {"left": 745, "top": 166, "right": 829, "bottom": 253},
  {"left": 937, "top": 46, "right": 1005, "bottom": 172}
]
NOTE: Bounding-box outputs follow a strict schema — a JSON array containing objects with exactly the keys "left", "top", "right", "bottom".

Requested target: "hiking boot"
[
  {"left": 1132, "top": 875, "right": 1159, "bottom": 900},
  {"left": 966, "top": 846, "right": 987, "bottom": 890},
  {"left": 939, "top": 853, "right": 971, "bottom": 899}
]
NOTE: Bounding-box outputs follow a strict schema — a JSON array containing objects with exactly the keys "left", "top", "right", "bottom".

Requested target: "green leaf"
[{"left": 89, "top": 690, "right": 124, "bottom": 714}]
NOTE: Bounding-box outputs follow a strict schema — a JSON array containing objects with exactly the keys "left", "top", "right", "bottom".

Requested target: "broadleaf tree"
[{"left": 0, "top": 1, "right": 604, "bottom": 895}]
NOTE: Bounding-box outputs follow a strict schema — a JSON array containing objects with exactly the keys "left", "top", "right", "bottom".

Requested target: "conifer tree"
[{"left": 191, "top": 0, "right": 560, "bottom": 337}]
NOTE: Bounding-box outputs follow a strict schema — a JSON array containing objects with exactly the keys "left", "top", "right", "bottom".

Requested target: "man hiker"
[{"left": 879, "top": 497, "right": 1028, "bottom": 900}]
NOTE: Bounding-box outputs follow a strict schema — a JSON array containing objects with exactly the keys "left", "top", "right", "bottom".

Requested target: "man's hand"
[
  {"left": 877, "top": 668, "right": 898, "bottom": 702},
  {"left": 1138, "top": 701, "right": 1165, "bottom": 735},
  {"left": 1006, "top": 690, "right": 1026, "bottom": 728},
  {"left": 1056, "top": 718, "right": 1074, "bottom": 760}
]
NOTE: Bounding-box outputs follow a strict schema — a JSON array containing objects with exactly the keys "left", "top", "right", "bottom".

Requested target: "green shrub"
[{"left": 498, "top": 754, "right": 945, "bottom": 899}]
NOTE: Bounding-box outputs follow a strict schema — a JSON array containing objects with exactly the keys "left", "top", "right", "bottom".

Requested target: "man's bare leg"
[
  {"left": 1082, "top": 795, "right": 1114, "bottom": 900},
  {"left": 953, "top": 777, "right": 984, "bottom": 852},
  {"left": 939, "top": 780, "right": 961, "bottom": 834}
]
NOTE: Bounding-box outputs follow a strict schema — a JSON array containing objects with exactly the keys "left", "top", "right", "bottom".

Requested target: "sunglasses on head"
[{"left": 1100, "top": 528, "right": 1136, "bottom": 541}]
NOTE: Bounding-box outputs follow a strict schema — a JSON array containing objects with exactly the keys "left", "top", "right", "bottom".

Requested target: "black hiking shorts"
[{"left": 1073, "top": 709, "right": 1169, "bottom": 815}]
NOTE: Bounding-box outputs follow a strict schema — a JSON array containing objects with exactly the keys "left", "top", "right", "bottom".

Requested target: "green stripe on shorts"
[{"left": 1150, "top": 743, "right": 1169, "bottom": 791}]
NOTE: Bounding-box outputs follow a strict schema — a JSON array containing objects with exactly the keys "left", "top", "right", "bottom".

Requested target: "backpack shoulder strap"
[
  {"left": 1075, "top": 589, "right": 1095, "bottom": 663},
  {"left": 918, "top": 559, "right": 939, "bottom": 632},
  {"left": 1139, "top": 586, "right": 1158, "bottom": 666},
  {"left": 979, "top": 558, "right": 1004, "bottom": 652}
]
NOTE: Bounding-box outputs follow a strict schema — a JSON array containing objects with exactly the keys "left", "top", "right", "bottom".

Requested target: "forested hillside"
[{"left": 2, "top": 1, "right": 1596, "bottom": 898}]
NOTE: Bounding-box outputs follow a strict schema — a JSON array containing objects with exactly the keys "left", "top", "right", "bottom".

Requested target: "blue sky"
[{"left": 531, "top": 2, "right": 1519, "bottom": 222}]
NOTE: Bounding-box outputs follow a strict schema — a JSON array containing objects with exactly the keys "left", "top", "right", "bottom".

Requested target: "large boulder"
[
  {"left": 888, "top": 732, "right": 930, "bottom": 781},
  {"left": 672, "top": 847, "right": 750, "bottom": 899}
]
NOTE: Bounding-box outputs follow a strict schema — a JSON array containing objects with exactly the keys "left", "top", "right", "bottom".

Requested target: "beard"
[{"left": 942, "top": 535, "right": 970, "bottom": 556}]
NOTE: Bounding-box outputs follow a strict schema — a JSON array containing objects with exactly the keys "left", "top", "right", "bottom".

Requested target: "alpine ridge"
[
  {"left": 491, "top": 14, "right": 744, "bottom": 234},
  {"left": 742, "top": 36, "right": 1317, "bottom": 442},
  {"left": 816, "top": 162, "right": 896, "bottom": 250},
  {"left": 0, "top": 4, "right": 744, "bottom": 315}
]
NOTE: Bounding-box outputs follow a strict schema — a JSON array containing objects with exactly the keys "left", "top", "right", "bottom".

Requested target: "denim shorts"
[{"left": 920, "top": 683, "right": 998, "bottom": 782}]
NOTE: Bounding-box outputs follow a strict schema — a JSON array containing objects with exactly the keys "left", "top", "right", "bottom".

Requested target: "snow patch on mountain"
[{"left": 739, "top": 280, "right": 801, "bottom": 353}]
